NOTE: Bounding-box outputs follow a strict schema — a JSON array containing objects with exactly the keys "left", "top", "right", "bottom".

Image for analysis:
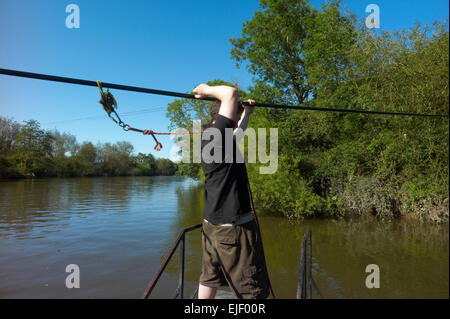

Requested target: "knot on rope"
[
  {"left": 154, "top": 142, "right": 162, "bottom": 151},
  {"left": 142, "top": 129, "right": 162, "bottom": 151}
]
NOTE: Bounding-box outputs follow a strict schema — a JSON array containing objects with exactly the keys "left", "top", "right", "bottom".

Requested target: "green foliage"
[
  {"left": 166, "top": 4, "right": 449, "bottom": 223},
  {"left": 155, "top": 158, "right": 177, "bottom": 176},
  {"left": 134, "top": 152, "right": 156, "bottom": 176},
  {"left": 229, "top": 1, "right": 449, "bottom": 221},
  {"left": 175, "top": 162, "right": 202, "bottom": 179},
  {"left": 248, "top": 155, "right": 328, "bottom": 218},
  {"left": 13, "top": 120, "right": 55, "bottom": 177},
  {"left": 0, "top": 117, "right": 177, "bottom": 179},
  {"left": 338, "top": 176, "right": 399, "bottom": 217},
  {"left": 230, "top": 0, "right": 316, "bottom": 103}
]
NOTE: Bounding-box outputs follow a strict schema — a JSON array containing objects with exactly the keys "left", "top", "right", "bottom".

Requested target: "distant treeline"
[{"left": 0, "top": 118, "right": 177, "bottom": 178}]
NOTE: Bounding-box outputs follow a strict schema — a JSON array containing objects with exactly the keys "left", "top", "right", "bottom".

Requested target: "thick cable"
[{"left": 1, "top": 68, "right": 447, "bottom": 118}]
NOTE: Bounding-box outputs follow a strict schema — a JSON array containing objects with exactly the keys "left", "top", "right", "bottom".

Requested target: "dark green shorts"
[{"left": 199, "top": 219, "right": 270, "bottom": 299}]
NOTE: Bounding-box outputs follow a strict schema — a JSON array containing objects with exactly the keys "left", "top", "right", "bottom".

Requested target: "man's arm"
[
  {"left": 192, "top": 84, "right": 239, "bottom": 122},
  {"left": 234, "top": 100, "right": 255, "bottom": 141}
]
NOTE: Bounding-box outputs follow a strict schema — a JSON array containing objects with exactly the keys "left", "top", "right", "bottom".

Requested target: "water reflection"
[
  {"left": 165, "top": 182, "right": 449, "bottom": 299},
  {"left": 259, "top": 216, "right": 448, "bottom": 298},
  {"left": 0, "top": 177, "right": 447, "bottom": 299},
  {"left": 0, "top": 177, "right": 157, "bottom": 239}
]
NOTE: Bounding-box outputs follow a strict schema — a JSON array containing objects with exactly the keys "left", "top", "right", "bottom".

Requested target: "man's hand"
[
  {"left": 192, "top": 83, "right": 210, "bottom": 99},
  {"left": 192, "top": 84, "right": 239, "bottom": 121},
  {"left": 234, "top": 99, "right": 256, "bottom": 141},
  {"left": 243, "top": 99, "right": 256, "bottom": 114}
]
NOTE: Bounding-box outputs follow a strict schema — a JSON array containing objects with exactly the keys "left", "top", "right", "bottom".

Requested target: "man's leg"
[
  {"left": 217, "top": 220, "right": 270, "bottom": 299},
  {"left": 198, "top": 284, "right": 217, "bottom": 299},
  {"left": 199, "top": 221, "right": 224, "bottom": 299}
]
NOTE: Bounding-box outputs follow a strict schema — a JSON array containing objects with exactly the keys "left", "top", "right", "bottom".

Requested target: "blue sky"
[{"left": 0, "top": 0, "right": 448, "bottom": 160}]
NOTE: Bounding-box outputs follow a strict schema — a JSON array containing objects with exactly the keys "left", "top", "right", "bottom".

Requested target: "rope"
[
  {"left": 96, "top": 80, "right": 207, "bottom": 151},
  {"left": 1, "top": 68, "right": 448, "bottom": 118},
  {"left": 245, "top": 165, "right": 276, "bottom": 299},
  {"left": 126, "top": 126, "right": 206, "bottom": 151}
]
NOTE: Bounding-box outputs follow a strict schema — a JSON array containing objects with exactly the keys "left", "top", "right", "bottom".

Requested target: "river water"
[{"left": 0, "top": 176, "right": 448, "bottom": 298}]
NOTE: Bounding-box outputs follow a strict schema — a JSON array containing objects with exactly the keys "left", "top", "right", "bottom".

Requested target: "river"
[{"left": 0, "top": 176, "right": 448, "bottom": 298}]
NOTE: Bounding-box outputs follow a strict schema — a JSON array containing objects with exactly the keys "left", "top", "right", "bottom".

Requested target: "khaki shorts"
[{"left": 199, "top": 219, "right": 270, "bottom": 299}]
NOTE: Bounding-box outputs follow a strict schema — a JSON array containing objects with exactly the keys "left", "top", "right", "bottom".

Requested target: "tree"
[
  {"left": 0, "top": 115, "right": 180, "bottom": 179},
  {"left": 225, "top": 0, "right": 449, "bottom": 220},
  {"left": 76, "top": 141, "right": 98, "bottom": 176},
  {"left": 155, "top": 158, "right": 177, "bottom": 176},
  {"left": 0, "top": 116, "right": 21, "bottom": 154},
  {"left": 13, "top": 120, "right": 55, "bottom": 177},
  {"left": 51, "top": 130, "right": 77, "bottom": 158},
  {"left": 97, "top": 141, "right": 135, "bottom": 176},
  {"left": 0, "top": 116, "right": 22, "bottom": 178},
  {"left": 230, "top": 0, "right": 318, "bottom": 104},
  {"left": 135, "top": 152, "right": 156, "bottom": 175},
  {"left": 50, "top": 130, "right": 78, "bottom": 177}
]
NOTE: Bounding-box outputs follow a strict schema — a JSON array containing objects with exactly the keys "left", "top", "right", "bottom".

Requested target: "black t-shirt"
[{"left": 201, "top": 114, "right": 252, "bottom": 224}]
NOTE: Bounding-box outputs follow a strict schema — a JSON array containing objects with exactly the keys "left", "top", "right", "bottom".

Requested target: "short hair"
[{"left": 209, "top": 100, "right": 221, "bottom": 122}]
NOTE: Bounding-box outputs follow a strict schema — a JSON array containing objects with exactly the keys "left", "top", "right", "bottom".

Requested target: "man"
[{"left": 192, "top": 83, "right": 270, "bottom": 299}]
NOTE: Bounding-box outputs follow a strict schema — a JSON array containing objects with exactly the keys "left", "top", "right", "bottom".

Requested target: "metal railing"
[
  {"left": 142, "top": 223, "right": 202, "bottom": 299},
  {"left": 296, "top": 227, "right": 322, "bottom": 299},
  {"left": 142, "top": 223, "right": 322, "bottom": 299}
]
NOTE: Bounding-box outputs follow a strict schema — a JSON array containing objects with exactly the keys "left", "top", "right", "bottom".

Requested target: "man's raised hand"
[{"left": 192, "top": 83, "right": 210, "bottom": 99}]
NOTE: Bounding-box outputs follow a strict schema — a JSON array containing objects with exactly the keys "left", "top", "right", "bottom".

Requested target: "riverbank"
[
  {"left": 245, "top": 162, "right": 449, "bottom": 224},
  {"left": 335, "top": 197, "right": 449, "bottom": 224}
]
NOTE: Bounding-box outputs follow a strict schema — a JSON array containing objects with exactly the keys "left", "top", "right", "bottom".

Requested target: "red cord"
[{"left": 127, "top": 126, "right": 208, "bottom": 151}]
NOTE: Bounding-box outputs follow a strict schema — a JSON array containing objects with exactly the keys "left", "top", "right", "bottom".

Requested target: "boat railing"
[
  {"left": 142, "top": 223, "right": 322, "bottom": 299},
  {"left": 296, "top": 227, "right": 322, "bottom": 299},
  {"left": 142, "top": 223, "right": 202, "bottom": 299}
]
